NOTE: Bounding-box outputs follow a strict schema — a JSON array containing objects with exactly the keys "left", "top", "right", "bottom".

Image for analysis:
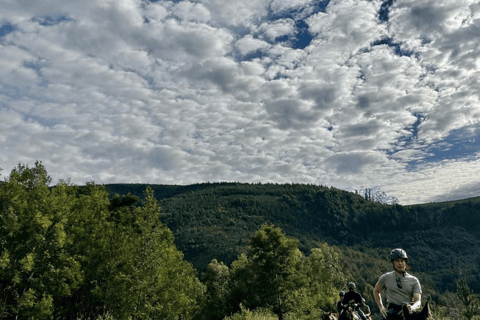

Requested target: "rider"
[
  {"left": 343, "top": 282, "right": 367, "bottom": 320},
  {"left": 373, "top": 249, "right": 422, "bottom": 320},
  {"left": 337, "top": 291, "right": 346, "bottom": 316}
]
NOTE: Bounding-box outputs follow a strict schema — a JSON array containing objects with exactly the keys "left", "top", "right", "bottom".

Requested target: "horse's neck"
[{"left": 346, "top": 309, "right": 356, "bottom": 320}]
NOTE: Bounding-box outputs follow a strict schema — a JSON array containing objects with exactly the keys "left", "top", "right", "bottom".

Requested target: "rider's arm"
[
  {"left": 356, "top": 293, "right": 363, "bottom": 304},
  {"left": 373, "top": 283, "right": 387, "bottom": 319},
  {"left": 408, "top": 293, "right": 421, "bottom": 312}
]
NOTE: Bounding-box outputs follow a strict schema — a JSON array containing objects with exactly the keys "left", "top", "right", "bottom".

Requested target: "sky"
[{"left": 0, "top": 0, "right": 479, "bottom": 205}]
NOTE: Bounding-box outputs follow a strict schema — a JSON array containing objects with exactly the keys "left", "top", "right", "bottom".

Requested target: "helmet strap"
[{"left": 393, "top": 263, "right": 406, "bottom": 276}]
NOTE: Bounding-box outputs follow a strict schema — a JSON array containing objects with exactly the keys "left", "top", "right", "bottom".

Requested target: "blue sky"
[{"left": 0, "top": 0, "right": 479, "bottom": 205}]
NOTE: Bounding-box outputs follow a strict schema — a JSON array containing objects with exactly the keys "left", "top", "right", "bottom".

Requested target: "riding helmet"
[{"left": 390, "top": 248, "right": 408, "bottom": 263}]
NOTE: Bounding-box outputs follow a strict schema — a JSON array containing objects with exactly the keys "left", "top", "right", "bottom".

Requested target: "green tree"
[
  {"left": 301, "top": 244, "right": 346, "bottom": 312},
  {"left": 8, "top": 161, "right": 52, "bottom": 189},
  {"left": 456, "top": 278, "right": 480, "bottom": 320},
  {"left": 86, "top": 186, "right": 204, "bottom": 320},
  {"left": 229, "top": 253, "right": 253, "bottom": 314},
  {"left": 222, "top": 228, "right": 346, "bottom": 320},
  {"left": 202, "top": 259, "right": 231, "bottom": 320},
  {"left": 0, "top": 162, "right": 205, "bottom": 319},
  {"left": 248, "top": 224, "right": 302, "bottom": 320},
  {"left": 0, "top": 161, "right": 82, "bottom": 319}
]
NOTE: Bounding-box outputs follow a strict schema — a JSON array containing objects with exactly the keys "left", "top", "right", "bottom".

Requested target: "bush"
[{"left": 223, "top": 305, "right": 277, "bottom": 320}]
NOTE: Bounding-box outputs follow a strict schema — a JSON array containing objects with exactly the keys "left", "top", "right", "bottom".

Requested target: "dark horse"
[
  {"left": 401, "top": 303, "right": 431, "bottom": 320},
  {"left": 386, "top": 303, "right": 431, "bottom": 320},
  {"left": 338, "top": 303, "right": 361, "bottom": 320},
  {"left": 323, "top": 311, "right": 338, "bottom": 320},
  {"left": 326, "top": 303, "right": 431, "bottom": 320}
]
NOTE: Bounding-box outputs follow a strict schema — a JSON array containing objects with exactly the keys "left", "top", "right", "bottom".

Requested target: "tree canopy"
[{"left": 0, "top": 162, "right": 204, "bottom": 319}]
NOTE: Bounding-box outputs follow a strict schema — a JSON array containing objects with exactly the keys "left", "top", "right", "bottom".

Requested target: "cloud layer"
[{"left": 1, "top": 0, "right": 479, "bottom": 205}]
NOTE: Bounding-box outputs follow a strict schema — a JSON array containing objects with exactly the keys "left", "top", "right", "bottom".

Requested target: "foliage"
[
  {"left": 202, "top": 259, "right": 232, "bottom": 320},
  {"left": 119, "top": 182, "right": 480, "bottom": 293},
  {"left": 100, "top": 181, "right": 480, "bottom": 318},
  {"left": 0, "top": 162, "right": 204, "bottom": 319},
  {"left": 4, "top": 169, "right": 480, "bottom": 320},
  {"left": 223, "top": 305, "right": 277, "bottom": 320},
  {"left": 300, "top": 244, "right": 346, "bottom": 312},
  {"left": 202, "top": 224, "right": 346, "bottom": 320},
  {"left": 0, "top": 161, "right": 82, "bottom": 318},
  {"left": 247, "top": 224, "right": 302, "bottom": 319},
  {"left": 455, "top": 278, "right": 480, "bottom": 320}
]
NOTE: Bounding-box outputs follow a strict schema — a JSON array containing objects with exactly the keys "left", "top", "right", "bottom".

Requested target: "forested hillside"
[{"left": 105, "top": 182, "right": 480, "bottom": 295}]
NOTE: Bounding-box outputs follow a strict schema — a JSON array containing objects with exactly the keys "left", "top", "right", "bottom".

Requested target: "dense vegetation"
[
  {"left": 104, "top": 182, "right": 480, "bottom": 318},
  {"left": 2, "top": 163, "right": 480, "bottom": 319},
  {"left": 105, "top": 182, "right": 480, "bottom": 293},
  {"left": 0, "top": 163, "right": 204, "bottom": 319}
]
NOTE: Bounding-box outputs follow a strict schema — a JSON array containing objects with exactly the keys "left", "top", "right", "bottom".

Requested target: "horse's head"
[
  {"left": 402, "top": 303, "right": 431, "bottom": 320},
  {"left": 344, "top": 304, "right": 360, "bottom": 320},
  {"left": 324, "top": 311, "right": 338, "bottom": 320}
]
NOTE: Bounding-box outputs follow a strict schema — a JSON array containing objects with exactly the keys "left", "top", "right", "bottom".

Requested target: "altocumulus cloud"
[{"left": 0, "top": 0, "right": 479, "bottom": 205}]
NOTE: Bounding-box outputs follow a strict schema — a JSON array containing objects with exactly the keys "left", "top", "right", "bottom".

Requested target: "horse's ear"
[
  {"left": 421, "top": 303, "right": 430, "bottom": 317},
  {"left": 402, "top": 305, "right": 411, "bottom": 320}
]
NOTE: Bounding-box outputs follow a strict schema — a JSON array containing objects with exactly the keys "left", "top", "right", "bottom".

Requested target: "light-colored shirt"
[{"left": 376, "top": 271, "right": 422, "bottom": 306}]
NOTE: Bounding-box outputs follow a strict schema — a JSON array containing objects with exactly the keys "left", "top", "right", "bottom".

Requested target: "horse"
[
  {"left": 323, "top": 311, "right": 338, "bottom": 320},
  {"left": 401, "top": 303, "right": 432, "bottom": 320},
  {"left": 363, "top": 312, "right": 372, "bottom": 320},
  {"left": 338, "top": 303, "right": 361, "bottom": 320},
  {"left": 385, "top": 303, "right": 431, "bottom": 320},
  {"left": 359, "top": 303, "right": 372, "bottom": 320}
]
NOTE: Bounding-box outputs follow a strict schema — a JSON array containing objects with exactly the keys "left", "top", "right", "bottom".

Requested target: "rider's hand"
[{"left": 379, "top": 307, "right": 387, "bottom": 319}]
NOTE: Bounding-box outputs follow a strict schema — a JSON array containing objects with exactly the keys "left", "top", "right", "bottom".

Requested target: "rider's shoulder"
[
  {"left": 380, "top": 271, "right": 397, "bottom": 278},
  {"left": 404, "top": 272, "right": 420, "bottom": 281}
]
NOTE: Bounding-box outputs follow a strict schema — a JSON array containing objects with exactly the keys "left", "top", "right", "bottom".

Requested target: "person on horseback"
[
  {"left": 337, "top": 291, "right": 346, "bottom": 316},
  {"left": 343, "top": 282, "right": 367, "bottom": 320},
  {"left": 373, "top": 249, "right": 422, "bottom": 320}
]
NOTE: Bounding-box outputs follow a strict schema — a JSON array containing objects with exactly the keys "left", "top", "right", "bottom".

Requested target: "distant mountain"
[{"left": 104, "top": 182, "right": 480, "bottom": 296}]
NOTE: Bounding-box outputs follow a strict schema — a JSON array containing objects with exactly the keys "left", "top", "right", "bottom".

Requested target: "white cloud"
[
  {"left": 142, "top": 2, "right": 169, "bottom": 22},
  {"left": 270, "top": 0, "right": 315, "bottom": 13},
  {"left": 257, "top": 19, "right": 296, "bottom": 41},
  {"left": 1, "top": 0, "right": 480, "bottom": 205},
  {"left": 393, "top": 154, "right": 480, "bottom": 204},
  {"left": 236, "top": 35, "right": 270, "bottom": 55},
  {"left": 172, "top": 2, "right": 211, "bottom": 23},
  {"left": 307, "top": 0, "right": 386, "bottom": 56},
  {"left": 199, "top": 0, "right": 270, "bottom": 27}
]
